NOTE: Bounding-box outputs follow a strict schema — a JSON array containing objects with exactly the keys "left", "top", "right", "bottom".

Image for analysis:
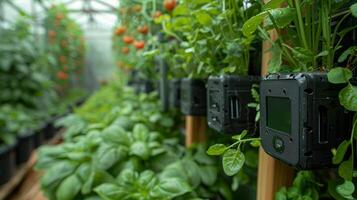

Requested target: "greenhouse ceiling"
[{"left": 0, "top": 0, "right": 119, "bottom": 30}]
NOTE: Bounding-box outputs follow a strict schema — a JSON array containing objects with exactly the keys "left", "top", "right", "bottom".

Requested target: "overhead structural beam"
[
  {"left": 92, "top": 0, "right": 117, "bottom": 11},
  {"left": 3, "top": 0, "right": 28, "bottom": 15},
  {"left": 67, "top": 9, "right": 115, "bottom": 14}
]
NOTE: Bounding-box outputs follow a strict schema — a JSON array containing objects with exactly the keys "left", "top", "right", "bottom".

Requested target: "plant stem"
[
  {"left": 227, "top": 138, "right": 261, "bottom": 149},
  {"left": 294, "top": 0, "right": 308, "bottom": 50}
]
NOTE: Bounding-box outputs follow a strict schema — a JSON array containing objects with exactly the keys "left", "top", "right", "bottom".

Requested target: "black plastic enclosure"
[
  {"left": 260, "top": 73, "right": 352, "bottom": 170},
  {"left": 169, "top": 79, "right": 181, "bottom": 109},
  {"left": 133, "top": 80, "right": 154, "bottom": 94},
  {"left": 180, "top": 78, "right": 207, "bottom": 116},
  {"left": 158, "top": 61, "right": 169, "bottom": 111},
  {"left": 207, "top": 75, "right": 260, "bottom": 134}
]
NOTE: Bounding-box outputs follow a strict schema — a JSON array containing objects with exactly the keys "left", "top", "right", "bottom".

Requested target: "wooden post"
[
  {"left": 185, "top": 116, "right": 206, "bottom": 147},
  {"left": 257, "top": 2, "right": 294, "bottom": 198}
]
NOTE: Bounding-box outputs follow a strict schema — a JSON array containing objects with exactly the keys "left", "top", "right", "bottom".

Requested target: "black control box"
[
  {"left": 169, "top": 79, "right": 181, "bottom": 109},
  {"left": 130, "top": 79, "right": 154, "bottom": 94},
  {"left": 260, "top": 73, "right": 352, "bottom": 169},
  {"left": 207, "top": 75, "right": 260, "bottom": 134},
  {"left": 180, "top": 78, "right": 207, "bottom": 116}
]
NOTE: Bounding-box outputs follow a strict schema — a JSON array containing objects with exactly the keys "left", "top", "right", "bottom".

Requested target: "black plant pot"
[
  {"left": 134, "top": 80, "right": 154, "bottom": 94},
  {"left": 159, "top": 79, "right": 169, "bottom": 111},
  {"left": 180, "top": 78, "right": 207, "bottom": 116},
  {"left": 0, "top": 142, "right": 17, "bottom": 185},
  {"left": 207, "top": 75, "right": 260, "bottom": 134},
  {"left": 33, "top": 123, "right": 46, "bottom": 148},
  {"left": 16, "top": 132, "right": 35, "bottom": 165},
  {"left": 44, "top": 119, "right": 57, "bottom": 140},
  {"left": 169, "top": 79, "right": 181, "bottom": 109}
]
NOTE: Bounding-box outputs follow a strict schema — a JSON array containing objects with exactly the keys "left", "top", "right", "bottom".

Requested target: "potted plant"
[
  {"left": 241, "top": 0, "right": 356, "bottom": 169},
  {"left": 0, "top": 131, "right": 16, "bottom": 185}
]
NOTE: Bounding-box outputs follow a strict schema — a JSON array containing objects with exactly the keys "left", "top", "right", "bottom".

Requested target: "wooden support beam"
[
  {"left": 185, "top": 116, "right": 206, "bottom": 147},
  {"left": 256, "top": 3, "right": 295, "bottom": 198}
]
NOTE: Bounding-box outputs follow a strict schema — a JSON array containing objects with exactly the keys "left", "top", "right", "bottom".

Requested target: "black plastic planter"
[
  {"left": 132, "top": 80, "right": 154, "bottom": 94},
  {"left": 207, "top": 75, "right": 260, "bottom": 134},
  {"left": 139, "top": 80, "right": 154, "bottom": 94},
  {"left": 16, "top": 132, "right": 35, "bottom": 165},
  {"left": 158, "top": 60, "right": 169, "bottom": 111},
  {"left": 260, "top": 73, "right": 352, "bottom": 169},
  {"left": 159, "top": 79, "right": 169, "bottom": 111},
  {"left": 0, "top": 142, "right": 16, "bottom": 185},
  {"left": 180, "top": 78, "right": 207, "bottom": 116},
  {"left": 44, "top": 119, "right": 57, "bottom": 140},
  {"left": 33, "top": 126, "right": 45, "bottom": 148},
  {"left": 169, "top": 79, "right": 181, "bottom": 109}
]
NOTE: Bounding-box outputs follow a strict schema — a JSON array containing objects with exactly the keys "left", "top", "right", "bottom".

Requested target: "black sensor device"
[
  {"left": 169, "top": 79, "right": 181, "bottom": 109},
  {"left": 260, "top": 73, "right": 352, "bottom": 169},
  {"left": 180, "top": 78, "right": 207, "bottom": 116},
  {"left": 207, "top": 75, "right": 260, "bottom": 134}
]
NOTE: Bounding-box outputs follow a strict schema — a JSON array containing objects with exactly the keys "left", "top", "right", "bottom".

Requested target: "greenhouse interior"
[{"left": 0, "top": 0, "right": 356, "bottom": 200}]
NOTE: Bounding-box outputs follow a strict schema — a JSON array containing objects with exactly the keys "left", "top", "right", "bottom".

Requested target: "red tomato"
[
  {"left": 123, "top": 36, "right": 134, "bottom": 44},
  {"left": 133, "top": 41, "right": 145, "bottom": 49},
  {"left": 115, "top": 26, "right": 126, "bottom": 35},
  {"left": 132, "top": 5, "right": 142, "bottom": 13},
  {"left": 56, "top": 13, "right": 64, "bottom": 20},
  {"left": 137, "top": 25, "right": 149, "bottom": 35},
  {"left": 164, "top": 0, "right": 176, "bottom": 11},
  {"left": 153, "top": 11, "right": 162, "bottom": 19},
  {"left": 57, "top": 71, "right": 68, "bottom": 80},
  {"left": 48, "top": 30, "right": 56, "bottom": 38},
  {"left": 122, "top": 47, "right": 130, "bottom": 54}
]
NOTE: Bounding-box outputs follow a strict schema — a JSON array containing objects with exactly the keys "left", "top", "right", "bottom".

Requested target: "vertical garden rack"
[
  {"left": 183, "top": 1, "right": 295, "bottom": 198},
  {"left": 256, "top": 1, "right": 294, "bottom": 198},
  {"left": 185, "top": 116, "right": 206, "bottom": 147}
]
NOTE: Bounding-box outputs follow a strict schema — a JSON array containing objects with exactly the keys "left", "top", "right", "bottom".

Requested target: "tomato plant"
[{"left": 45, "top": 5, "right": 86, "bottom": 94}]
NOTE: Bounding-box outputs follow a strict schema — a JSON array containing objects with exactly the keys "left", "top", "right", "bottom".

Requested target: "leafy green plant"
[
  {"left": 156, "top": 0, "right": 263, "bottom": 78},
  {"left": 0, "top": 17, "right": 57, "bottom": 146},
  {"left": 275, "top": 171, "right": 321, "bottom": 200},
  {"left": 45, "top": 4, "right": 86, "bottom": 93},
  {"left": 37, "top": 80, "right": 233, "bottom": 200},
  {"left": 243, "top": 0, "right": 356, "bottom": 73}
]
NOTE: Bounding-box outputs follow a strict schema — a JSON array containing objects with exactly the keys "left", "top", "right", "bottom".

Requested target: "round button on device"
[{"left": 273, "top": 136, "right": 285, "bottom": 153}]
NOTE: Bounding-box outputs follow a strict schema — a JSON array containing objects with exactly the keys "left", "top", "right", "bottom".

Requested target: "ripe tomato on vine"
[
  {"left": 164, "top": 0, "right": 176, "bottom": 11},
  {"left": 123, "top": 36, "right": 134, "bottom": 44},
  {"left": 133, "top": 41, "right": 145, "bottom": 50}
]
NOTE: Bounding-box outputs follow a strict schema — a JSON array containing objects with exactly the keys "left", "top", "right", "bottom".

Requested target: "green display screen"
[{"left": 266, "top": 97, "right": 291, "bottom": 134}]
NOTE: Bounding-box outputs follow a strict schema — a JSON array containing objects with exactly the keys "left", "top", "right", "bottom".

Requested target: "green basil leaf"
[
  {"left": 332, "top": 140, "right": 350, "bottom": 164},
  {"left": 206, "top": 144, "right": 227, "bottom": 156},
  {"left": 41, "top": 161, "right": 78, "bottom": 190},
  {"left": 264, "top": 0, "right": 287, "bottom": 10},
  {"left": 56, "top": 175, "right": 82, "bottom": 200},
  {"left": 130, "top": 141, "right": 150, "bottom": 160},
  {"left": 151, "top": 178, "right": 191, "bottom": 199},
  {"left": 339, "top": 83, "right": 357, "bottom": 111},
  {"left": 327, "top": 67, "right": 352, "bottom": 84},
  {"left": 94, "top": 183, "right": 126, "bottom": 199},
  {"left": 198, "top": 165, "right": 217, "bottom": 186},
  {"left": 242, "top": 12, "right": 267, "bottom": 37},
  {"left": 222, "top": 149, "right": 245, "bottom": 176},
  {"left": 336, "top": 181, "right": 355, "bottom": 199},
  {"left": 267, "top": 8, "right": 295, "bottom": 29},
  {"left": 338, "top": 158, "right": 353, "bottom": 181}
]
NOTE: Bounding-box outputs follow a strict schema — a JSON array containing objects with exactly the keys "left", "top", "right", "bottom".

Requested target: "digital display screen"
[{"left": 266, "top": 97, "right": 291, "bottom": 134}]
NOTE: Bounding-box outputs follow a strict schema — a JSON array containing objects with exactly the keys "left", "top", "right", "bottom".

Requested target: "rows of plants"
[
  {"left": 35, "top": 0, "right": 357, "bottom": 199},
  {"left": 0, "top": 5, "right": 87, "bottom": 186},
  {"left": 36, "top": 78, "right": 244, "bottom": 200}
]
